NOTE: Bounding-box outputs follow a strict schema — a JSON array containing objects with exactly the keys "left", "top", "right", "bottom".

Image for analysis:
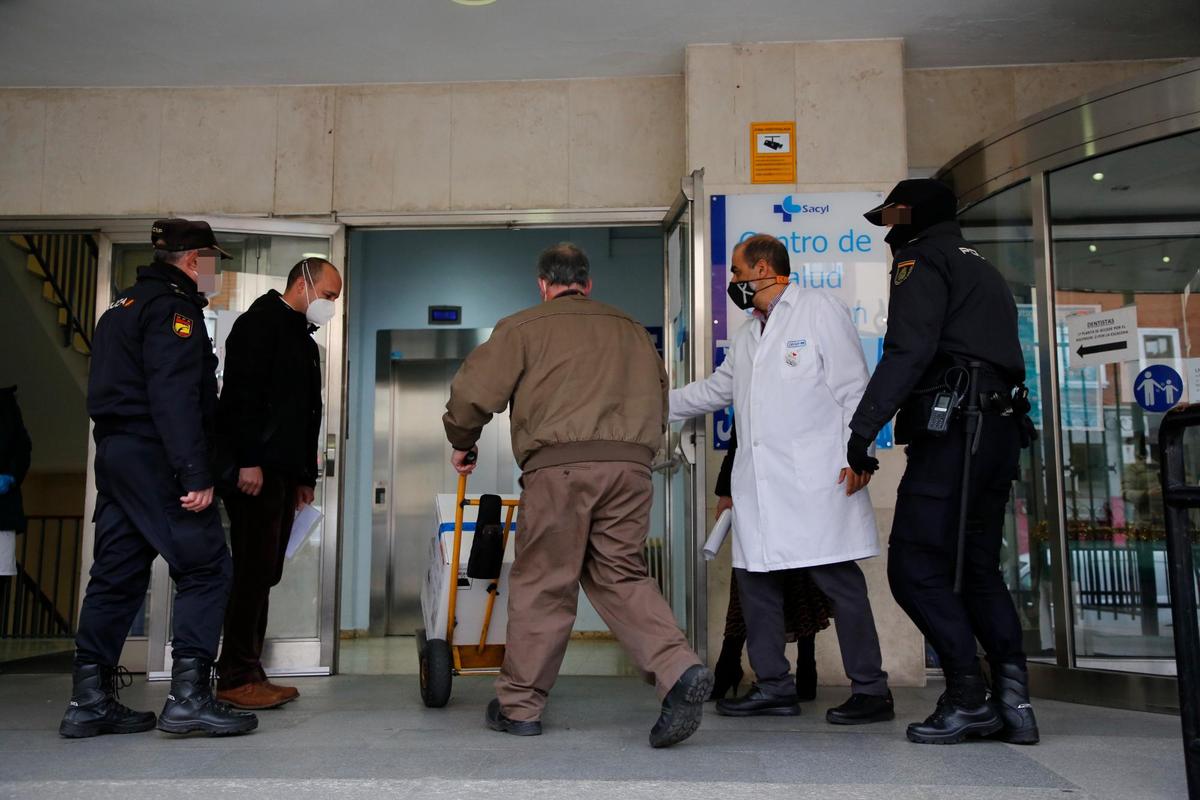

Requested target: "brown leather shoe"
[
  {"left": 216, "top": 681, "right": 287, "bottom": 710},
  {"left": 264, "top": 681, "right": 299, "bottom": 704}
]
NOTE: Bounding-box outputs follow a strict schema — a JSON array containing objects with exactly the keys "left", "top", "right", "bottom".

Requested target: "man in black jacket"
[
  {"left": 846, "top": 179, "right": 1039, "bottom": 746},
  {"left": 62, "top": 219, "right": 256, "bottom": 738},
  {"left": 215, "top": 258, "right": 340, "bottom": 710}
]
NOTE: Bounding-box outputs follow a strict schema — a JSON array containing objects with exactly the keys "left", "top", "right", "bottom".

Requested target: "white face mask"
[{"left": 302, "top": 260, "right": 336, "bottom": 327}]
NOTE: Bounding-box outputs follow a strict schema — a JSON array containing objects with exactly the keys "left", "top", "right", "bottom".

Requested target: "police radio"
[
  {"left": 925, "top": 367, "right": 970, "bottom": 436},
  {"left": 926, "top": 390, "right": 961, "bottom": 435}
]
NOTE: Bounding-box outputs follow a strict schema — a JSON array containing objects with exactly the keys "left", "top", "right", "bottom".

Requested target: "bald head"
[{"left": 283, "top": 257, "right": 342, "bottom": 313}]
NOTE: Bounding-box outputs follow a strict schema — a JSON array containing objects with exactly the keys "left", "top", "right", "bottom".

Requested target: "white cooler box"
[{"left": 420, "top": 492, "right": 519, "bottom": 647}]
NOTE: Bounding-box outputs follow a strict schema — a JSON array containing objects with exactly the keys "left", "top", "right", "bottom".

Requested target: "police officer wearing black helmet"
[
  {"left": 845, "top": 179, "right": 1040, "bottom": 746},
  {"left": 60, "top": 219, "right": 257, "bottom": 738}
]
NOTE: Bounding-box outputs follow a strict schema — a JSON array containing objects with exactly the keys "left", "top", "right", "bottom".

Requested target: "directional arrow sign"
[
  {"left": 1066, "top": 306, "right": 1139, "bottom": 369},
  {"left": 1077, "top": 341, "right": 1129, "bottom": 359}
]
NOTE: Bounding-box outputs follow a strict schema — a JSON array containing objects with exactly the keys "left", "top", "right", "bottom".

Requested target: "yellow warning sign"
[{"left": 750, "top": 121, "right": 797, "bottom": 184}]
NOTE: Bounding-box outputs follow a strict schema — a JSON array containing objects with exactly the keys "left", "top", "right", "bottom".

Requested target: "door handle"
[
  {"left": 651, "top": 456, "right": 681, "bottom": 473},
  {"left": 677, "top": 420, "right": 697, "bottom": 466},
  {"left": 325, "top": 446, "right": 337, "bottom": 479}
]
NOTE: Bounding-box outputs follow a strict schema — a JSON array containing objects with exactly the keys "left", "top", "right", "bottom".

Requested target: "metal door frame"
[{"left": 660, "top": 170, "right": 711, "bottom": 661}]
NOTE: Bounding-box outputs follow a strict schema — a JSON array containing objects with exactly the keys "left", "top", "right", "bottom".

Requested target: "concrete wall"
[
  {"left": 0, "top": 76, "right": 685, "bottom": 217},
  {"left": 905, "top": 58, "right": 1190, "bottom": 171}
]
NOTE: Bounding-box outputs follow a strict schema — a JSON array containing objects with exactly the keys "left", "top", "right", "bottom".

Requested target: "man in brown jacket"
[{"left": 443, "top": 242, "right": 712, "bottom": 748}]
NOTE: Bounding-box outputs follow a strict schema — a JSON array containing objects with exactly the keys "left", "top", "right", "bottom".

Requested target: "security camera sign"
[
  {"left": 750, "top": 121, "right": 796, "bottom": 184},
  {"left": 756, "top": 132, "right": 791, "bottom": 153},
  {"left": 1065, "top": 305, "right": 1138, "bottom": 369}
]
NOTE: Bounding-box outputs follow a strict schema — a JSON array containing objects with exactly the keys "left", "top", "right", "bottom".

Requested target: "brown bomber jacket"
[{"left": 442, "top": 294, "right": 667, "bottom": 471}]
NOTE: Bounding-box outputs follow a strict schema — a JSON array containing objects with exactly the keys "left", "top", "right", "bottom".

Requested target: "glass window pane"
[
  {"left": 960, "top": 181, "right": 1058, "bottom": 664},
  {"left": 1048, "top": 130, "right": 1200, "bottom": 676}
]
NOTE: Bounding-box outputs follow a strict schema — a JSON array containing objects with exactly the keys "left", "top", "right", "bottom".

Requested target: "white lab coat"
[{"left": 670, "top": 284, "right": 879, "bottom": 572}]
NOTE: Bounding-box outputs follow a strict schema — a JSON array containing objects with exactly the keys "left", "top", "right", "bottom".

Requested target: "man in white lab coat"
[{"left": 671, "top": 234, "right": 893, "bottom": 724}]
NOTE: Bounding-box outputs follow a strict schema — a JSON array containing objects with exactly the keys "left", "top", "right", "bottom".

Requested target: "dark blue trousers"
[
  {"left": 75, "top": 434, "right": 231, "bottom": 667},
  {"left": 887, "top": 415, "right": 1027, "bottom": 673}
]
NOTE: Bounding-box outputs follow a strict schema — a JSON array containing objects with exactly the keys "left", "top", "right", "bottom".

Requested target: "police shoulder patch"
[
  {"left": 172, "top": 313, "right": 193, "bottom": 338},
  {"left": 893, "top": 259, "right": 917, "bottom": 286}
]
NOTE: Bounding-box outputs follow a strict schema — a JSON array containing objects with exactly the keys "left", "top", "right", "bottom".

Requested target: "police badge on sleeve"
[
  {"left": 893, "top": 260, "right": 916, "bottom": 286},
  {"left": 172, "top": 314, "right": 193, "bottom": 338}
]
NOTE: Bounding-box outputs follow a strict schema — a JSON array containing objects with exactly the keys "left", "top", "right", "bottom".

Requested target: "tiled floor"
[{"left": 0, "top": 666, "right": 1187, "bottom": 800}]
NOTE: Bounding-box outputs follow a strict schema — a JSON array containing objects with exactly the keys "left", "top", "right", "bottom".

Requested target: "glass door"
[
  {"left": 661, "top": 170, "right": 710, "bottom": 659},
  {"left": 84, "top": 218, "right": 345, "bottom": 677}
]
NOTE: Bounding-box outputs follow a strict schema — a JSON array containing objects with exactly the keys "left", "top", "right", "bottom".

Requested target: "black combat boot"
[
  {"left": 59, "top": 663, "right": 157, "bottom": 738},
  {"left": 709, "top": 635, "right": 745, "bottom": 701},
  {"left": 907, "top": 666, "right": 1003, "bottom": 745},
  {"left": 795, "top": 635, "right": 817, "bottom": 701},
  {"left": 988, "top": 662, "right": 1040, "bottom": 744},
  {"left": 156, "top": 657, "right": 258, "bottom": 736}
]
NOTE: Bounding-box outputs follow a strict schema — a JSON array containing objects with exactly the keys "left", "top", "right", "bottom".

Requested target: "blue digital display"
[{"left": 428, "top": 306, "right": 462, "bottom": 325}]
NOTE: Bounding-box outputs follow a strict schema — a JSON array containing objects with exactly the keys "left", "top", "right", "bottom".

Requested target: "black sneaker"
[
  {"left": 716, "top": 685, "right": 801, "bottom": 717},
  {"left": 825, "top": 691, "right": 895, "bottom": 725},
  {"left": 59, "top": 664, "right": 157, "bottom": 738},
  {"left": 486, "top": 699, "right": 542, "bottom": 736}
]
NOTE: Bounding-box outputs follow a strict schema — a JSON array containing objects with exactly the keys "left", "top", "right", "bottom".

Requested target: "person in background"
[
  {"left": 443, "top": 242, "right": 712, "bottom": 748},
  {"left": 0, "top": 386, "right": 32, "bottom": 589},
  {"left": 215, "top": 258, "right": 341, "bottom": 710},
  {"left": 709, "top": 422, "right": 831, "bottom": 702}
]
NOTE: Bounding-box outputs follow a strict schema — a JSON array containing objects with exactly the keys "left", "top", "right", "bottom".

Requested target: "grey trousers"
[{"left": 734, "top": 561, "right": 889, "bottom": 698}]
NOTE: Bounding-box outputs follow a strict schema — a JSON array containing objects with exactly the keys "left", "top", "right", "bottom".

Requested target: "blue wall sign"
[{"left": 1134, "top": 364, "right": 1183, "bottom": 413}]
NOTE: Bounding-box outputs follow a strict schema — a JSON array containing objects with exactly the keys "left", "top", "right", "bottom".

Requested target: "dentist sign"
[{"left": 711, "top": 192, "right": 893, "bottom": 449}]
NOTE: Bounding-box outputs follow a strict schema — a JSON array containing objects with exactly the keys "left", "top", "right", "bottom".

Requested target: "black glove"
[{"left": 847, "top": 433, "right": 879, "bottom": 475}]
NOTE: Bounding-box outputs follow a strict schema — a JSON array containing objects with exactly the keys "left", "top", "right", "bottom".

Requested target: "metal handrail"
[
  {"left": 1156, "top": 404, "right": 1200, "bottom": 799},
  {"left": 18, "top": 234, "right": 94, "bottom": 353},
  {"left": 0, "top": 516, "right": 83, "bottom": 638}
]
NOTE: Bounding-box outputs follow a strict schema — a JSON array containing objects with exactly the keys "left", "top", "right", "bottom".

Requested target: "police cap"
[
  {"left": 150, "top": 218, "right": 232, "bottom": 259},
  {"left": 864, "top": 179, "right": 957, "bottom": 227}
]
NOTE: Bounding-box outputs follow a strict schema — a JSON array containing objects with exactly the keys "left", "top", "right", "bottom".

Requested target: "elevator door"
[
  {"left": 370, "top": 328, "right": 613, "bottom": 638},
  {"left": 387, "top": 360, "right": 515, "bottom": 636}
]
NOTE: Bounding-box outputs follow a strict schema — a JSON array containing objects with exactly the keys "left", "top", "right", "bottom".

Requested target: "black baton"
[{"left": 954, "top": 362, "right": 984, "bottom": 594}]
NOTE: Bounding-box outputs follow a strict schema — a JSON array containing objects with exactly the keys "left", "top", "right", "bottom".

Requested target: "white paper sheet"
[
  {"left": 703, "top": 509, "right": 733, "bottom": 561},
  {"left": 286, "top": 503, "right": 323, "bottom": 560}
]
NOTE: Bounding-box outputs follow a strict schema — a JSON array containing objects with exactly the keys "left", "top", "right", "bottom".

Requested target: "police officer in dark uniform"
[
  {"left": 60, "top": 219, "right": 257, "bottom": 738},
  {"left": 845, "top": 179, "right": 1040, "bottom": 746}
]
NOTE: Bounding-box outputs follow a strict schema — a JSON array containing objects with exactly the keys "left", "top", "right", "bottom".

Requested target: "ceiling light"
[
  {"left": 1088, "top": 244, "right": 1097, "bottom": 253},
  {"left": 452, "top": 0, "right": 495, "bottom": 5},
  {"left": 1092, "top": 172, "right": 1105, "bottom": 181},
  {"left": 1163, "top": 256, "right": 1172, "bottom": 263}
]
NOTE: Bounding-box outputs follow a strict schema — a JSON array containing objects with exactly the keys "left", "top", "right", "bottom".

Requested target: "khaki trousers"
[{"left": 496, "top": 460, "right": 700, "bottom": 721}]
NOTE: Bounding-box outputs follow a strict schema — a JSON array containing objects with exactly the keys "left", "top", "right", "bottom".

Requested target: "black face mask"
[
  {"left": 884, "top": 224, "right": 917, "bottom": 248},
  {"left": 727, "top": 276, "right": 781, "bottom": 310}
]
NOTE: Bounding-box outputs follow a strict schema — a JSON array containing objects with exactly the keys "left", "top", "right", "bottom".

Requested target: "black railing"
[
  {"left": 15, "top": 234, "right": 97, "bottom": 354},
  {"left": 1157, "top": 406, "right": 1200, "bottom": 799},
  {"left": 0, "top": 516, "right": 83, "bottom": 639}
]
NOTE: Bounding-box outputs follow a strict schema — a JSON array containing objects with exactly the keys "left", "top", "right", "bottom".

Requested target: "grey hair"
[
  {"left": 536, "top": 242, "right": 590, "bottom": 287},
  {"left": 154, "top": 249, "right": 188, "bottom": 265}
]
